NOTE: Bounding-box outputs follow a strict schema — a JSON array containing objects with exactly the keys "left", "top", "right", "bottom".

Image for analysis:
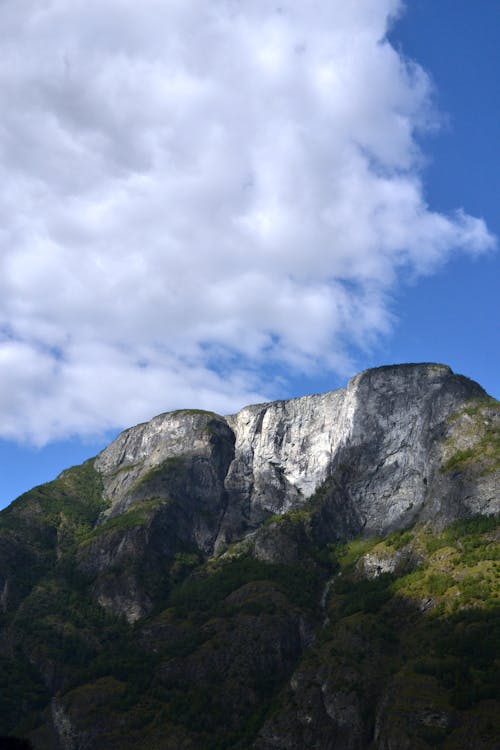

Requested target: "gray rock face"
[
  {"left": 218, "top": 387, "right": 353, "bottom": 547},
  {"left": 84, "top": 363, "right": 497, "bottom": 620},
  {"left": 342, "top": 364, "right": 497, "bottom": 532},
  {"left": 355, "top": 546, "right": 422, "bottom": 580},
  {"left": 77, "top": 411, "right": 235, "bottom": 620},
  {"left": 95, "top": 409, "right": 234, "bottom": 523},
  {"left": 93, "top": 363, "right": 497, "bottom": 556}
]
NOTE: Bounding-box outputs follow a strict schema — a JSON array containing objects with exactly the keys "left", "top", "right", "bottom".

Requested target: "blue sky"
[{"left": 0, "top": 0, "right": 498, "bottom": 509}]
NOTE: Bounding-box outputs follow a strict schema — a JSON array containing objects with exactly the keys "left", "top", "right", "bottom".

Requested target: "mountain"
[{"left": 0, "top": 363, "right": 498, "bottom": 749}]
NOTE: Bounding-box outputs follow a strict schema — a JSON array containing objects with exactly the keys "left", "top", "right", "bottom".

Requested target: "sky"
[{"left": 0, "top": 0, "right": 498, "bottom": 509}]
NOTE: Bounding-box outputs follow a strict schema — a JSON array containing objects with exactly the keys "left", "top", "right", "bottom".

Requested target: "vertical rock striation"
[
  {"left": 93, "top": 363, "right": 495, "bottom": 550},
  {"left": 73, "top": 363, "right": 498, "bottom": 620}
]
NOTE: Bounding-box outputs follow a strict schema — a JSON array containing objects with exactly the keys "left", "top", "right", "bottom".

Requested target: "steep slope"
[
  {"left": 76, "top": 363, "right": 497, "bottom": 621},
  {"left": 95, "top": 362, "right": 495, "bottom": 540},
  {"left": 253, "top": 516, "right": 500, "bottom": 750},
  {"left": 220, "top": 363, "right": 495, "bottom": 543},
  {"left": 0, "top": 363, "right": 498, "bottom": 749}
]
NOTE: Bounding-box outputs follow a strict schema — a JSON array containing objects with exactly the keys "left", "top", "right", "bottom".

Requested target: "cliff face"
[
  {"left": 0, "top": 363, "right": 498, "bottom": 749},
  {"left": 63, "top": 363, "right": 498, "bottom": 624},
  {"left": 220, "top": 363, "right": 493, "bottom": 541},
  {"left": 89, "top": 363, "right": 494, "bottom": 583}
]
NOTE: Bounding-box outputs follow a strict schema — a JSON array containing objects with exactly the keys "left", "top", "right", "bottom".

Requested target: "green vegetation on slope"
[
  {"left": 0, "top": 447, "right": 498, "bottom": 750},
  {"left": 443, "top": 397, "right": 500, "bottom": 474},
  {"left": 169, "top": 554, "right": 324, "bottom": 617},
  {"left": 300, "top": 515, "right": 500, "bottom": 748},
  {"left": 0, "top": 459, "right": 107, "bottom": 551}
]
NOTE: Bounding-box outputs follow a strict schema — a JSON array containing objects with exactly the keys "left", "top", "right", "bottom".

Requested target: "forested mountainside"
[{"left": 0, "top": 363, "right": 498, "bottom": 749}]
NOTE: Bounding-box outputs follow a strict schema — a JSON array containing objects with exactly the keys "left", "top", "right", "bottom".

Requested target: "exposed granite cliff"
[
  {"left": 86, "top": 364, "right": 496, "bottom": 605},
  {"left": 219, "top": 363, "right": 494, "bottom": 541}
]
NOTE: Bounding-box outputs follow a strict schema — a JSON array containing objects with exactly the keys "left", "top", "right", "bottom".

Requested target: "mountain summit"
[{"left": 1, "top": 363, "right": 499, "bottom": 748}]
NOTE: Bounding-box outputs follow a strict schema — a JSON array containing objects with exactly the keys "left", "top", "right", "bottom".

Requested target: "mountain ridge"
[
  {"left": 0, "top": 362, "right": 498, "bottom": 749},
  {"left": 91, "top": 362, "right": 495, "bottom": 573}
]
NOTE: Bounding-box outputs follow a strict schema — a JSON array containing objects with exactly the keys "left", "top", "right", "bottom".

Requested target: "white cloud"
[{"left": 0, "top": 0, "right": 495, "bottom": 443}]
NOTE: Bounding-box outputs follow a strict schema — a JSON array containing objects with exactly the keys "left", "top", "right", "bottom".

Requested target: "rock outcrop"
[
  {"left": 95, "top": 362, "right": 495, "bottom": 546},
  {"left": 69, "top": 362, "right": 498, "bottom": 622}
]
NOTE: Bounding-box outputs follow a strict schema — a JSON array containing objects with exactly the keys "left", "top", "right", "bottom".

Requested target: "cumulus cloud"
[{"left": 0, "top": 0, "right": 495, "bottom": 443}]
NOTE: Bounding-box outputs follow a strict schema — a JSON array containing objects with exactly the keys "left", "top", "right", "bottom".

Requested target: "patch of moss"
[
  {"left": 130, "top": 456, "right": 186, "bottom": 492},
  {"left": 333, "top": 536, "right": 383, "bottom": 571},
  {"left": 82, "top": 497, "right": 170, "bottom": 542},
  {"left": 265, "top": 507, "right": 313, "bottom": 527},
  {"left": 424, "top": 515, "right": 498, "bottom": 553},
  {"left": 385, "top": 528, "right": 415, "bottom": 550},
  {"left": 108, "top": 460, "right": 145, "bottom": 478},
  {"left": 448, "top": 396, "right": 499, "bottom": 422},
  {"left": 443, "top": 398, "right": 500, "bottom": 474},
  {"left": 170, "top": 551, "right": 203, "bottom": 583},
  {"left": 442, "top": 430, "right": 500, "bottom": 473}
]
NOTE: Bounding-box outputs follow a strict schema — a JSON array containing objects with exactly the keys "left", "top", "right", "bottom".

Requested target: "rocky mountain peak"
[
  {"left": 93, "top": 362, "right": 493, "bottom": 551},
  {"left": 0, "top": 362, "right": 498, "bottom": 749}
]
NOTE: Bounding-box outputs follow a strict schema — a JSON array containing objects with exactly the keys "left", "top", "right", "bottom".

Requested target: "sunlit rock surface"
[{"left": 95, "top": 362, "right": 495, "bottom": 550}]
